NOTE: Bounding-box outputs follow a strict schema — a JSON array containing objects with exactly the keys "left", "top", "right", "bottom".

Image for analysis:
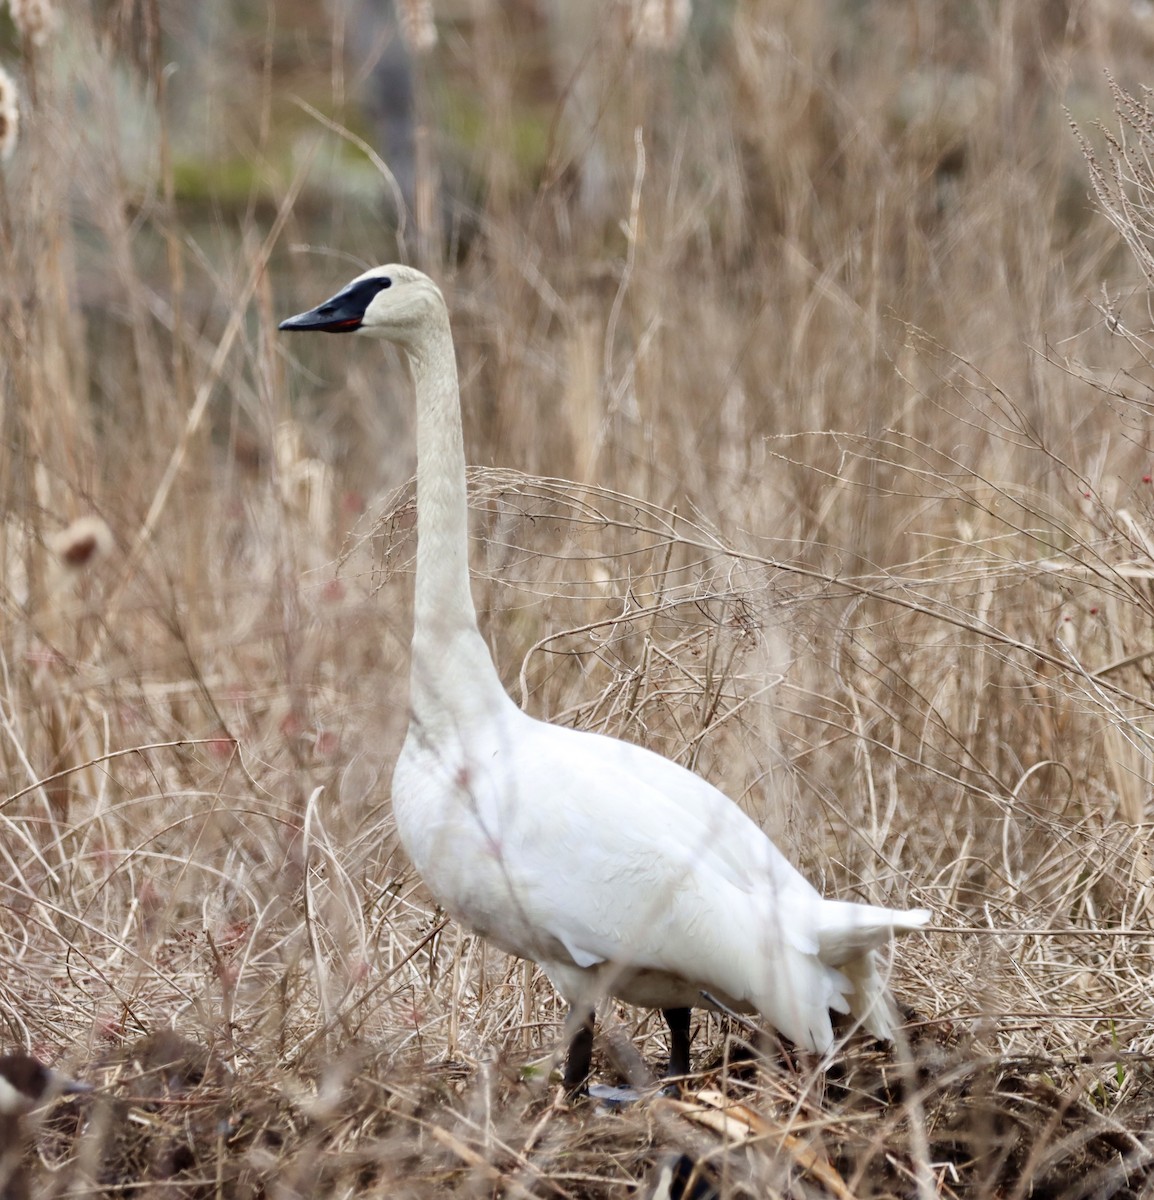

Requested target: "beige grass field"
[{"left": 5, "top": 2, "right": 1154, "bottom": 1196}]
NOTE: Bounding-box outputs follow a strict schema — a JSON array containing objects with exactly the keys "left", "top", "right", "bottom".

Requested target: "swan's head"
[
  {"left": 278, "top": 264, "right": 446, "bottom": 348},
  {"left": 0, "top": 1053, "right": 91, "bottom": 1114}
]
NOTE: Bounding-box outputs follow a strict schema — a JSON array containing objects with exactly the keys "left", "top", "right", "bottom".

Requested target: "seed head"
[
  {"left": 0, "top": 65, "right": 19, "bottom": 164},
  {"left": 48, "top": 516, "right": 114, "bottom": 571},
  {"left": 8, "top": 0, "right": 58, "bottom": 48}
]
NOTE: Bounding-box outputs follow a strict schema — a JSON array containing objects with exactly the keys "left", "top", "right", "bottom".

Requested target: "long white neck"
[
  {"left": 404, "top": 313, "right": 511, "bottom": 729},
  {"left": 408, "top": 315, "right": 475, "bottom": 628}
]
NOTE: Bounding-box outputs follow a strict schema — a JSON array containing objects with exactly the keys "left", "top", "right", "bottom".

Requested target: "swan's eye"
[{"left": 380, "top": 278, "right": 392, "bottom": 289}]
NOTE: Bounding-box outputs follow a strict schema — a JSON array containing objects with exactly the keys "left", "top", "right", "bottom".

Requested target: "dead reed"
[{"left": 3, "top": 3, "right": 1154, "bottom": 1197}]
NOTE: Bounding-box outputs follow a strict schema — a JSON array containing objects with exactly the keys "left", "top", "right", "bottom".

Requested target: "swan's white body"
[{"left": 281, "top": 265, "right": 930, "bottom": 1063}]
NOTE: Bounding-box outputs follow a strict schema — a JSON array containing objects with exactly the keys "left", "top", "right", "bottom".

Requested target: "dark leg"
[
  {"left": 663, "top": 1007, "right": 692, "bottom": 1080},
  {"left": 562, "top": 1007, "right": 595, "bottom": 1095}
]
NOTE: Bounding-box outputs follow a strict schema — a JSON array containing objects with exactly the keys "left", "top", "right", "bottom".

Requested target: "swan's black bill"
[
  {"left": 0, "top": 1053, "right": 92, "bottom": 1112},
  {"left": 279, "top": 276, "right": 392, "bottom": 334}
]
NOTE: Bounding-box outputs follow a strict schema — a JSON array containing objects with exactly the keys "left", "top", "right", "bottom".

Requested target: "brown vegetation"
[{"left": 4, "top": 2, "right": 1154, "bottom": 1197}]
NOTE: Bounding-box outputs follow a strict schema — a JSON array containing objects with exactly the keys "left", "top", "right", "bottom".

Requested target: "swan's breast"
[{"left": 390, "top": 723, "right": 558, "bottom": 960}]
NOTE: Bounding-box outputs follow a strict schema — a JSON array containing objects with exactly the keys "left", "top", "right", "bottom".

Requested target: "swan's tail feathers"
[
  {"left": 815, "top": 901, "right": 930, "bottom": 1043},
  {"left": 816, "top": 901, "right": 931, "bottom": 965},
  {"left": 748, "top": 903, "right": 928, "bottom": 1053}
]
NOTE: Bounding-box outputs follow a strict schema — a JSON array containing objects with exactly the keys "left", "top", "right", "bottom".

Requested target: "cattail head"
[
  {"left": 48, "top": 516, "right": 115, "bottom": 571},
  {"left": 0, "top": 65, "right": 19, "bottom": 164},
  {"left": 631, "top": 0, "right": 692, "bottom": 50},
  {"left": 397, "top": 0, "right": 436, "bottom": 53},
  {"left": 8, "top": 0, "right": 58, "bottom": 48}
]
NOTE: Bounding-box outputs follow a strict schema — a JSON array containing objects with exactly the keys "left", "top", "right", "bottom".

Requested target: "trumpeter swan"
[{"left": 279, "top": 265, "right": 931, "bottom": 1093}]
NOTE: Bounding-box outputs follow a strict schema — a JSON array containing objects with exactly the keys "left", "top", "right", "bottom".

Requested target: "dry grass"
[{"left": 5, "top": 2, "right": 1154, "bottom": 1197}]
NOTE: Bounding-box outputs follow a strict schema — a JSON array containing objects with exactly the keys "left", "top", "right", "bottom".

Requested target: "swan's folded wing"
[
  {"left": 484, "top": 718, "right": 826, "bottom": 972},
  {"left": 511, "top": 718, "right": 819, "bottom": 896}
]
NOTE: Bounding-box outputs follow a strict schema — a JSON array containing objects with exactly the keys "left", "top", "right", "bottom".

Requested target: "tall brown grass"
[{"left": 4, "top": 2, "right": 1154, "bottom": 1196}]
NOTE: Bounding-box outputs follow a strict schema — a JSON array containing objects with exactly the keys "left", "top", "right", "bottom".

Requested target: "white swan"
[{"left": 280, "top": 265, "right": 930, "bottom": 1091}]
